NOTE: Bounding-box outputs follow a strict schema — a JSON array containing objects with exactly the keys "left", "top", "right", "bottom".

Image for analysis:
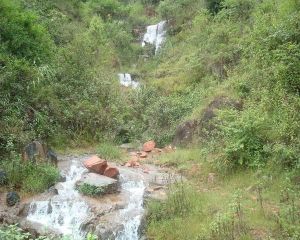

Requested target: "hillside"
[{"left": 0, "top": 0, "right": 300, "bottom": 239}]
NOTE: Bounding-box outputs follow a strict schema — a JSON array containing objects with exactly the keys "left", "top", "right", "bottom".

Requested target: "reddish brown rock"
[
  {"left": 83, "top": 155, "right": 108, "bottom": 174},
  {"left": 125, "top": 156, "right": 140, "bottom": 168},
  {"left": 104, "top": 166, "right": 120, "bottom": 179},
  {"left": 143, "top": 140, "right": 156, "bottom": 152},
  {"left": 139, "top": 151, "right": 148, "bottom": 158}
]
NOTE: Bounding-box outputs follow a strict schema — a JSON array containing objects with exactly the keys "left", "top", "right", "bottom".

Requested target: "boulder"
[
  {"left": 104, "top": 167, "right": 120, "bottom": 179},
  {"left": 22, "top": 141, "right": 58, "bottom": 166},
  {"left": 6, "top": 192, "right": 20, "bottom": 207},
  {"left": 46, "top": 149, "right": 58, "bottom": 166},
  {"left": 0, "top": 170, "right": 8, "bottom": 186},
  {"left": 77, "top": 173, "right": 118, "bottom": 195},
  {"left": 22, "top": 141, "right": 46, "bottom": 163},
  {"left": 142, "top": 140, "right": 156, "bottom": 152},
  {"left": 84, "top": 155, "right": 108, "bottom": 174}
]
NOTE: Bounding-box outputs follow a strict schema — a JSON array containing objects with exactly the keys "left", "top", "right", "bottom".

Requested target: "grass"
[
  {"left": 0, "top": 158, "right": 59, "bottom": 194},
  {"left": 96, "top": 142, "right": 125, "bottom": 162},
  {"left": 146, "top": 148, "right": 300, "bottom": 240}
]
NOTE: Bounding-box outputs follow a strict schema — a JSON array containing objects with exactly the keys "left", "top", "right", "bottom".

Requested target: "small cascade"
[
  {"left": 118, "top": 73, "right": 140, "bottom": 89},
  {"left": 116, "top": 177, "right": 145, "bottom": 240},
  {"left": 142, "top": 21, "right": 167, "bottom": 54},
  {"left": 27, "top": 162, "right": 90, "bottom": 240}
]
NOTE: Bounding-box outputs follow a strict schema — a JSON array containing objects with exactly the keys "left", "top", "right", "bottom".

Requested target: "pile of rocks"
[
  {"left": 83, "top": 155, "right": 119, "bottom": 179},
  {"left": 125, "top": 140, "right": 156, "bottom": 167},
  {"left": 76, "top": 155, "right": 120, "bottom": 197},
  {"left": 124, "top": 140, "right": 176, "bottom": 168}
]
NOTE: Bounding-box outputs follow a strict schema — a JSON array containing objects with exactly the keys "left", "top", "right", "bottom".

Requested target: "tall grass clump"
[{"left": 0, "top": 157, "right": 59, "bottom": 193}]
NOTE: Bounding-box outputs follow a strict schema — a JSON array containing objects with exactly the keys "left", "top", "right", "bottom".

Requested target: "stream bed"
[{"left": 17, "top": 155, "right": 171, "bottom": 240}]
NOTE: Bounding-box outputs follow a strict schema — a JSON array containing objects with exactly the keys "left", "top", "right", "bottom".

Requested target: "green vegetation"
[
  {"left": 96, "top": 142, "right": 123, "bottom": 161},
  {"left": 77, "top": 183, "right": 107, "bottom": 196},
  {"left": 0, "top": 224, "right": 98, "bottom": 240},
  {"left": 0, "top": 0, "right": 299, "bottom": 239},
  {"left": 147, "top": 150, "right": 300, "bottom": 239},
  {"left": 0, "top": 157, "right": 59, "bottom": 193}
]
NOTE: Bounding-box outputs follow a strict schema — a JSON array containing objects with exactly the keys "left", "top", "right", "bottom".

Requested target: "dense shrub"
[{"left": 0, "top": 158, "right": 59, "bottom": 193}]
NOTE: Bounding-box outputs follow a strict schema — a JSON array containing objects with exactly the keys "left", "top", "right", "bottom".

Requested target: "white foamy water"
[
  {"left": 27, "top": 162, "right": 90, "bottom": 240},
  {"left": 142, "top": 21, "right": 167, "bottom": 54},
  {"left": 116, "top": 178, "right": 145, "bottom": 240},
  {"left": 118, "top": 73, "right": 140, "bottom": 89}
]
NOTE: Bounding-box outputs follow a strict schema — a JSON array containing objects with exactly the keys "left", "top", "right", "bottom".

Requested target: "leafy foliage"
[
  {"left": 77, "top": 183, "right": 106, "bottom": 196},
  {"left": 0, "top": 157, "right": 59, "bottom": 193}
]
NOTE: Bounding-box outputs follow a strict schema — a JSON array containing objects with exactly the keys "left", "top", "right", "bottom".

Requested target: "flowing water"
[
  {"left": 27, "top": 161, "right": 90, "bottom": 239},
  {"left": 118, "top": 73, "right": 140, "bottom": 89},
  {"left": 142, "top": 21, "right": 167, "bottom": 54},
  {"left": 116, "top": 177, "right": 145, "bottom": 240},
  {"left": 26, "top": 160, "right": 146, "bottom": 240}
]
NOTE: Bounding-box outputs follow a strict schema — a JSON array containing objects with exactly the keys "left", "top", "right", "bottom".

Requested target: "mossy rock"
[{"left": 76, "top": 173, "right": 118, "bottom": 197}]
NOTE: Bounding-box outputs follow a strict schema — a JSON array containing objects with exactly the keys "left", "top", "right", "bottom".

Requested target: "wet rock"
[
  {"left": 19, "top": 218, "right": 61, "bottom": 238},
  {"left": 46, "top": 149, "right": 58, "bottom": 166},
  {"left": 83, "top": 155, "right": 108, "bottom": 175},
  {"left": 59, "top": 173, "right": 67, "bottom": 182},
  {"left": 0, "top": 169, "right": 8, "bottom": 186},
  {"left": 18, "top": 203, "right": 32, "bottom": 217},
  {"left": 6, "top": 192, "right": 20, "bottom": 207},
  {"left": 48, "top": 186, "right": 59, "bottom": 195},
  {"left": 95, "top": 224, "right": 123, "bottom": 240},
  {"left": 142, "top": 140, "right": 156, "bottom": 152},
  {"left": 104, "top": 166, "right": 120, "bottom": 179},
  {"left": 77, "top": 173, "right": 118, "bottom": 195}
]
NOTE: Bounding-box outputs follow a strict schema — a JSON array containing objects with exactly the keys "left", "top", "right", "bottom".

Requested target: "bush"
[
  {"left": 217, "top": 108, "right": 268, "bottom": 169},
  {"left": 0, "top": 158, "right": 59, "bottom": 193}
]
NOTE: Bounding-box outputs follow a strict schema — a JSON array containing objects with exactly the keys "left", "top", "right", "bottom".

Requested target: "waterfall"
[
  {"left": 142, "top": 21, "right": 167, "bottom": 54},
  {"left": 116, "top": 177, "right": 145, "bottom": 240},
  {"left": 118, "top": 73, "right": 139, "bottom": 89},
  {"left": 27, "top": 162, "right": 90, "bottom": 240},
  {"left": 26, "top": 161, "right": 147, "bottom": 240}
]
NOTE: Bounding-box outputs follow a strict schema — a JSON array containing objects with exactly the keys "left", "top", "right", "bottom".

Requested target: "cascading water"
[
  {"left": 118, "top": 73, "right": 140, "bottom": 89},
  {"left": 142, "top": 21, "right": 167, "bottom": 54},
  {"left": 116, "top": 176, "right": 145, "bottom": 240},
  {"left": 27, "top": 161, "right": 90, "bottom": 240}
]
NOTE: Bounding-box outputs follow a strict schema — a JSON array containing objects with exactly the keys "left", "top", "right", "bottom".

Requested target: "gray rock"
[
  {"left": 6, "top": 192, "right": 20, "bottom": 207},
  {"left": 76, "top": 173, "right": 118, "bottom": 196}
]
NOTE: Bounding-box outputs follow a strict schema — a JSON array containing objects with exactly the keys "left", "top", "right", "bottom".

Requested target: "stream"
[
  {"left": 26, "top": 160, "right": 147, "bottom": 240},
  {"left": 25, "top": 20, "right": 168, "bottom": 240}
]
